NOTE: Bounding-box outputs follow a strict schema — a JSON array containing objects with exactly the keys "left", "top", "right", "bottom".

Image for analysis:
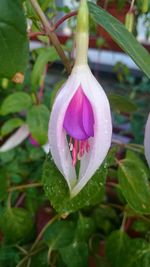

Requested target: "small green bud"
[
  {"left": 125, "top": 12, "right": 134, "bottom": 33},
  {"left": 142, "top": 0, "right": 148, "bottom": 13},
  {"left": 1, "top": 78, "right": 9, "bottom": 89}
]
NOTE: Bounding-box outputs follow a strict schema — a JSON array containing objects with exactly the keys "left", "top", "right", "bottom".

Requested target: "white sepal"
[
  {"left": 0, "top": 124, "right": 29, "bottom": 152},
  {"left": 71, "top": 66, "right": 112, "bottom": 197}
]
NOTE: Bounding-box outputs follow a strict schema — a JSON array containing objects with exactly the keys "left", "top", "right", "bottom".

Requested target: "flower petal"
[
  {"left": 0, "top": 124, "right": 29, "bottom": 152},
  {"left": 48, "top": 71, "right": 82, "bottom": 190},
  {"left": 82, "top": 89, "right": 94, "bottom": 137},
  {"left": 70, "top": 66, "right": 112, "bottom": 197},
  {"left": 144, "top": 113, "right": 150, "bottom": 168},
  {"left": 63, "top": 85, "right": 94, "bottom": 140}
]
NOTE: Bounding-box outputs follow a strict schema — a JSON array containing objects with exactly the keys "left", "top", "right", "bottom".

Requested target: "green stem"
[
  {"left": 16, "top": 216, "right": 59, "bottom": 267},
  {"left": 30, "top": 214, "right": 60, "bottom": 252},
  {"left": 16, "top": 256, "right": 28, "bottom": 267},
  {"left": 74, "top": 0, "right": 89, "bottom": 67},
  {"left": 15, "top": 245, "right": 28, "bottom": 255},
  {"left": 53, "top": 11, "right": 77, "bottom": 31},
  {"left": 106, "top": 181, "right": 120, "bottom": 189},
  {"left": 47, "top": 247, "right": 52, "bottom": 264},
  {"left": 7, "top": 192, "right": 12, "bottom": 210},
  {"left": 112, "top": 139, "right": 144, "bottom": 153},
  {"left": 120, "top": 212, "right": 127, "bottom": 231},
  {"left": 29, "top": 0, "right": 72, "bottom": 74},
  {"left": 129, "top": 0, "right": 135, "bottom": 12},
  {"left": 101, "top": 204, "right": 150, "bottom": 225},
  {"left": 101, "top": 203, "right": 124, "bottom": 211},
  {"left": 8, "top": 182, "right": 43, "bottom": 192},
  {"left": 27, "top": 258, "right": 31, "bottom": 267}
]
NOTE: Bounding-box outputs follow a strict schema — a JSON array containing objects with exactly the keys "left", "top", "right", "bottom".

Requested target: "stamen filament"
[{"left": 68, "top": 137, "right": 91, "bottom": 166}]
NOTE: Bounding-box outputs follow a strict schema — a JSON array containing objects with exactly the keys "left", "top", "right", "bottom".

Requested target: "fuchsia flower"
[
  {"left": 48, "top": 0, "right": 112, "bottom": 197},
  {"left": 144, "top": 113, "right": 150, "bottom": 168},
  {"left": 48, "top": 66, "right": 112, "bottom": 197}
]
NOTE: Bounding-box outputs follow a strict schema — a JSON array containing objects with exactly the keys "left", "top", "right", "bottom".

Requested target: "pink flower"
[
  {"left": 48, "top": 65, "right": 112, "bottom": 197},
  {"left": 144, "top": 113, "right": 150, "bottom": 168}
]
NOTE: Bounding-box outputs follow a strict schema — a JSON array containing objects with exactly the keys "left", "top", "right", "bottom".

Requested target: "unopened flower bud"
[
  {"left": 125, "top": 12, "right": 134, "bottom": 33},
  {"left": 142, "top": 0, "right": 148, "bottom": 13}
]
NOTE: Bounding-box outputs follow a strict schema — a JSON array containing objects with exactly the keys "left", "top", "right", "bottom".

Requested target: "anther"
[
  {"left": 69, "top": 143, "right": 73, "bottom": 151},
  {"left": 69, "top": 137, "right": 73, "bottom": 151}
]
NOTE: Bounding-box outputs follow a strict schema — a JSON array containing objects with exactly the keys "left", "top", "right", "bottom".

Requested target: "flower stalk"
[
  {"left": 29, "top": 0, "right": 72, "bottom": 74},
  {"left": 74, "top": 0, "right": 89, "bottom": 66}
]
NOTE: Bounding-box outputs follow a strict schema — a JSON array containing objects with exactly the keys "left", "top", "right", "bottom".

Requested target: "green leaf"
[
  {"left": 106, "top": 146, "right": 120, "bottom": 167},
  {"left": 131, "top": 220, "right": 149, "bottom": 233},
  {"left": 0, "top": 0, "right": 29, "bottom": 79},
  {"left": 75, "top": 214, "right": 95, "bottom": 242},
  {"left": 118, "top": 151, "right": 150, "bottom": 214},
  {"left": 31, "top": 47, "right": 60, "bottom": 90},
  {"left": 126, "top": 150, "right": 148, "bottom": 174},
  {"left": 44, "top": 220, "right": 75, "bottom": 249},
  {"left": 1, "top": 118, "right": 24, "bottom": 136},
  {"left": 125, "top": 238, "right": 150, "bottom": 267},
  {"left": 0, "top": 169, "right": 8, "bottom": 200},
  {"left": 109, "top": 94, "right": 137, "bottom": 113},
  {"left": 43, "top": 154, "right": 107, "bottom": 214},
  {"left": 60, "top": 242, "right": 88, "bottom": 267},
  {"left": 107, "top": 234, "right": 150, "bottom": 267},
  {"left": 94, "top": 255, "right": 110, "bottom": 267},
  {"left": 0, "top": 150, "right": 15, "bottom": 163},
  {"left": 30, "top": 250, "right": 49, "bottom": 267},
  {"left": 0, "top": 208, "right": 33, "bottom": 243},
  {"left": 27, "top": 104, "right": 49, "bottom": 145},
  {"left": 92, "top": 206, "right": 118, "bottom": 234},
  {"left": 28, "top": 146, "right": 45, "bottom": 161},
  {"left": 88, "top": 2, "right": 150, "bottom": 78},
  {"left": 0, "top": 246, "right": 20, "bottom": 267},
  {"left": 106, "top": 230, "right": 130, "bottom": 267},
  {"left": 1, "top": 92, "right": 32, "bottom": 115},
  {"left": 25, "top": 187, "right": 45, "bottom": 216}
]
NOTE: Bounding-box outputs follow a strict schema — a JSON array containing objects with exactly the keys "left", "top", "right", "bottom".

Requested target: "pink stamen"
[
  {"left": 86, "top": 140, "right": 90, "bottom": 153},
  {"left": 69, "top": 137, "right": 91, "bottom": 166},
  {"left": 72, "top": 148, "right": 77, "bottom": 166},
  {"left": 79, "top": 141, "right": 85, "bottom": 157},
  {"left": 72, "top": 139, "right": 78, "bottom": 166}
]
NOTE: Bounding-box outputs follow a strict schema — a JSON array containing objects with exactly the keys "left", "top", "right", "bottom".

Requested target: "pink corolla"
[
  {"left": 48, "top": 0, "right": 112, "bottom": 197},
  {"left": 144, "top": 113, "right": 150, "bottom": 168}
]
